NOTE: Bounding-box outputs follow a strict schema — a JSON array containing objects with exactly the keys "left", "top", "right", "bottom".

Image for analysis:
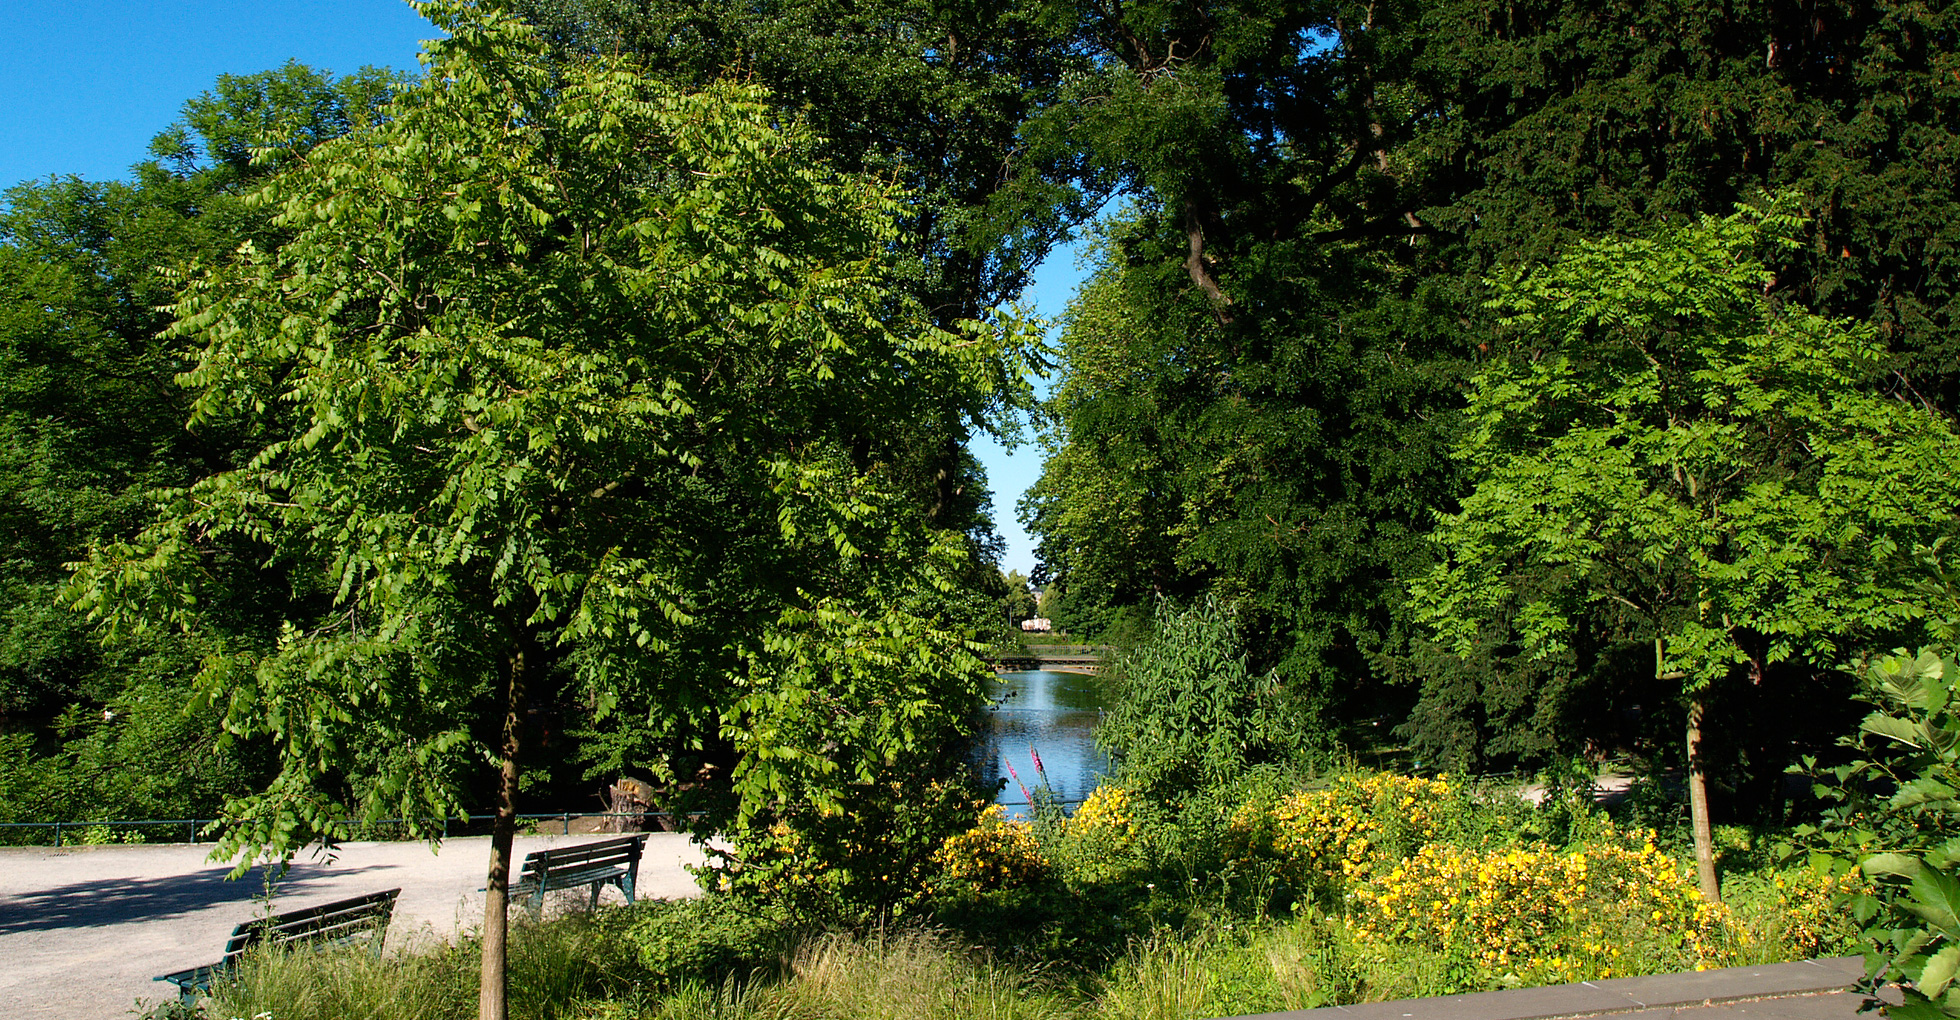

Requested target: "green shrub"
[
  {"left": 1808, "top": 646, "right": 1960, "bottom": 1016},
  {"left": 1096, "top": 598, "right": 1313, "bottom": 801},
  {"left": 1040, "top": 785, "right": 1146, "bottom": 887},
  {"left": 626, "top": 896, "right": 799, "bottom": 990},
  {"left": 712, "top": 778, "right": 988, "bottom": 922},
  {"left": 930, "top": 804, "right": 1050, "bottom": 895},
  {"left": 1226, "top": 771, "right": 1455, "bottom": 903}
]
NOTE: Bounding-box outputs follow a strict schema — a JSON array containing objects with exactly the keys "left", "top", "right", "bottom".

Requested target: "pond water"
[{"left": 969, "top": 670, "right": 1110, "bottom": 816}]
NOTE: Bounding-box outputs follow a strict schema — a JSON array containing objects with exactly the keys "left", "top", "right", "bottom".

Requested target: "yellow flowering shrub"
[
  {"left": 1230, "top": 772, "right": 1455, "bottom": 895},
  {"left": 1728, "top": 866, "right": 1865, "bottom": 959},
  {"left": 1070, "top": 785, "right": 1143, "bottom": 848},
  {"left": 1349, "top": 830, "right": 1737, "bottom": 986},
  {"left": 717, "top": 779, "right": 987, "bottom": 917},
  {"left": 1046, "top": 784, "right": 1147, "bottom": 885},
  {"left": 930, "top": 805, "right": 1047, "bottom": 894}
]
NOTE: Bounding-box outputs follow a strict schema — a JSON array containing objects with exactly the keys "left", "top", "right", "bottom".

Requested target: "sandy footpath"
[{"left": 0, "top": 832, "right": 711, "bottom": 1019}]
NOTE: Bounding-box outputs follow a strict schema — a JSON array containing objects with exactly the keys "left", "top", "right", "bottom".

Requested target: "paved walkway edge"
[{"left": 1229, "top": 956, "right": 1873, "bottom": 1020}]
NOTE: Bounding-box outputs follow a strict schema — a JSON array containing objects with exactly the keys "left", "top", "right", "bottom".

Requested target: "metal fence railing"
[
  {"left": 0, "top": 799, "right": 1091, "bottom": 848},
  {"left": 0, "top": 811, "right": 711, "bottom": 848}
]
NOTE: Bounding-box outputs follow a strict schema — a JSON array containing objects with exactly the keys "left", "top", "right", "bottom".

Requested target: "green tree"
[
  {"left": 1003, "top": 569, "right": 1037, "bottom": 627},
  {"left": 1413, "top": 0, "right": 1960, "bottom": 403},
  {"left": 1410, "top": 204, "right": 1960, "bottom": 901},
  {"left": 1029, "top": 0, "right": 1960, "bottom": 774},
  {"left": 510, "top": 0, "right": 1102, "bottom": 324},
  {"left": 0, "top": 62, "right": 405, "bottom": 822},
  {"left": 1024, "top": 208, "right": 1465, "bottom": 724},
  {"left": 511, "top": 0, "right": 1095, "bottom": 570},
  {"left": 67, "top": 5, "right": 1007, "bottom": 1016},
  {"left": 1034, "top": 583, "right": 1061, "bottom": 622}
]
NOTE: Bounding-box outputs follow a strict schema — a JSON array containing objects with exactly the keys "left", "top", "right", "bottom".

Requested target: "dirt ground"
[{"left": 0, "top": 832, "right": 711, "bottom": 1019}]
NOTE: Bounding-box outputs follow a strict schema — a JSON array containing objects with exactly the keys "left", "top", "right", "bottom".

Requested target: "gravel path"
[{"left": 0, "top": 833, "right": 711, "bottom": 1019}]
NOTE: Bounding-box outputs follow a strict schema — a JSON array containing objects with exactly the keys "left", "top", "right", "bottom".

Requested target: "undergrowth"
[{"left": 181, "top": 767, "right": 1858, "bottom": 1020}]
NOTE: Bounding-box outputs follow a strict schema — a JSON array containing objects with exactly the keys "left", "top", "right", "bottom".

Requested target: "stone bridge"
[{"left": 987, "top": 645, "right": 1109, "bottom": 676}]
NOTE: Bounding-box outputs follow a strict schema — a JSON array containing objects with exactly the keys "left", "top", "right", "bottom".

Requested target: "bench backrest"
[
  {"left": 518, "top": 834, "right": 647, "bottom": 882},
  {"left": 222, "top": 888, "right": 401, "bottom": 963}
]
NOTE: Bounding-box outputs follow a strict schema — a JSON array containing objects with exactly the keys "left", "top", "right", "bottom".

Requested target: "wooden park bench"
[
  {"left": 509, "top": 833, "right": 649, "bottom": 914},
  {"left": 153, "top": 888, "right": 401, "bottom": 1004}
]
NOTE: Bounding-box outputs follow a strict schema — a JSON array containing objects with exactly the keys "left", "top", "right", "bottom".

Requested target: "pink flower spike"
[{"left": 1004, "top": 759, "right": 1032, "bottom": 806}]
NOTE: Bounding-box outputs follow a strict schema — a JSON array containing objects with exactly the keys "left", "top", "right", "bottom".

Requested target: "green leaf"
[
  {"left": 1910, "top": 868, "right": 1960, "bottom": 938},
  {"left": 1866, "top": 853, "right": 1926, "bottom": 882},
  {"left": 1922, "top": 944, "right": 1960, "bottom": 1000}
]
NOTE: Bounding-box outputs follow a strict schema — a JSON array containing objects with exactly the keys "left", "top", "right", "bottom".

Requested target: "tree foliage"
[
  {"left": 64, "top": 3, "right": 1015, "bottom": 1009},
  {"left": 1027, "top": 0, "right": 1960, "bottom": 779},
  {"left": 1411, "top": 204, "right": 1960, "bottom": 895},
  {"left": 1415, "top": 205, "right": 1957, "bottom": 686},
  {"left": 510, "top": 0, "right": 1103, "bottom": 324},
  {"left": 0, "top": 62, "right": 407, "bottom": 825}
]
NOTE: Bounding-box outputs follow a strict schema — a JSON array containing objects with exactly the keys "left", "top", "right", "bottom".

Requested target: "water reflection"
[{"left": 970, "top": 670, "right": 1110, "bottom": 816}]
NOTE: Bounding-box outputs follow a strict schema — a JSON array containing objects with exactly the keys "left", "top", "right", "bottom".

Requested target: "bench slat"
[
  {"left": 508, "top": 834, "right": 648, "bottom": 914},
  {"left": 518, "top": 840, "right": 642, "bottom": 874},
  {"left": 221, "top": 889, "right": 400, "bottom": 958},
  {"left": 157, "top": 889, "right": 401, "bottom": 1004},
  {"left": 514, "top": 865, "right": 629, "bottom": 894},
  {"left": 524, "top": 843, "right": 638, "bottom": 865}
]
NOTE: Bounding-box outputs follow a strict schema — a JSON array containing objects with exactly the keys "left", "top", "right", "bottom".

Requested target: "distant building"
[{"left": 1020, "top": 617, "right": 1052, "bottom": 632}]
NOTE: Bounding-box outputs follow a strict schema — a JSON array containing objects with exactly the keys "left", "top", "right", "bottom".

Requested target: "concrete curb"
[{"left": 1228, "top": 957, "right": 1875, "bottom": 1020}]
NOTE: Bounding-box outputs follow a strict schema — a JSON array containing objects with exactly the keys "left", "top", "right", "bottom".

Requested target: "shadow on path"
[{"left": 0, "top": 861, "right": 400, "bottom": 935}]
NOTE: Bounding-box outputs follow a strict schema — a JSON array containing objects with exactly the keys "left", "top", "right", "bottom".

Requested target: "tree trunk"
[
  {"left": 480, "top": 644, "right": 528, "bottom": 1020},
  {"left": 1686, "top": 695, "right": 1720, "bottom": 903}
]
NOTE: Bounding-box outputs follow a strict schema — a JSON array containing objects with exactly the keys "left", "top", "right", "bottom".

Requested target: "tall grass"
[
  {"left": 576, "top": 930, "right": 1080, "bottom": 1020},
  {"left": 207, "top": 939, "right": 473, "bottom": 1020},
  {"left": 205, "top": 908, "right": 642, "bottom": 1020},
  {"left": 195, "top": 915, "right": 1542, "bottom": 1020},
  {"left": 187, "top": 896, "right": 1856, "bottom": 1020}
]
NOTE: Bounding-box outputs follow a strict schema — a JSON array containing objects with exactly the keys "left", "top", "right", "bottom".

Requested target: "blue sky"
[
  {"left": 978, "top": 243, "right": 1092, "bottom": 579},
  {"left": 1, "top": 0, "right": 1083, "bottom": 576},
  {"left": 0, "top": 3, "right": 434, "bottom": 188}
]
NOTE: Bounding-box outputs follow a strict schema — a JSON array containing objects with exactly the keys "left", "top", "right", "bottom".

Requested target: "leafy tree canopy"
[
  {"left": 0, "top": 62, "right": 406, "bottom": 757},
  {"left": 1409, "top": 202, "right": 1960, "bottom": 897},
  {"left": 65, "top": 3, "right": 1023, "bottom": 1009}
]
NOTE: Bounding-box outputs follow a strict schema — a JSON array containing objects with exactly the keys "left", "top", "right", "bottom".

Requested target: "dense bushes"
[
  {"left": 917, "top": 766, "right": 1854, "bottom": 998},
  {"left": 1095, "top": 599, "right": 1317, "bottom": 800},
  {"left": 190, "top": 764, "right": 1859, "bottom": 1020},
  {"left": 1350, "top": 835, "right": 1727, "bottom": 985},
  {"left": 1228, "top": 772, "right": 1454, "bottom": 901},
  {"left": 624, "top": 897, "right": 800, "bottom": 990}
]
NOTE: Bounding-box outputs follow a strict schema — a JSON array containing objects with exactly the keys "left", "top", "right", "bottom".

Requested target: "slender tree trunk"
[
  {"left": 1686, "top": 695, "right": 1720, "bottom": 903},
  {"left": 480, "top": 643, "right": 528, "bottom": 1020}
]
